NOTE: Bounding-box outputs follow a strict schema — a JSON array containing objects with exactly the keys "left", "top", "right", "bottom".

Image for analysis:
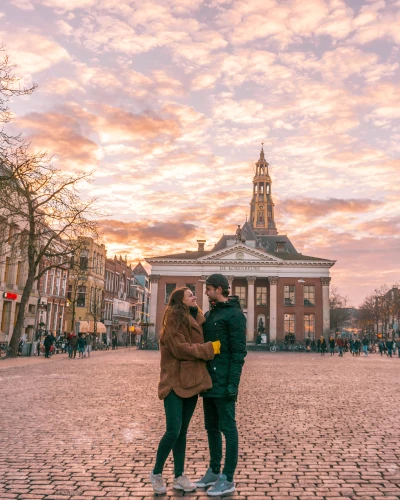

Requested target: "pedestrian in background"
[
  {"left": 319, "top": 336, "right": 326, "bottom": 355},
  {"left": 336, "top": 335, "right": 344, "bottom": 357},
  {"left": 112, "top": 334, "right": 117, "bottom": 350},
  {"left": 69, "top": 332, "right": 78, "bottom": 359},
  {"left": 328, "top": 335, "right": 335, "bottom": 356},
  {"left": 86, "top": 333, "right": 92, "bottom": 357},
  {"left": 378, "top": 339, "right": 385, "bottom": 356},
  {"left": 362, "top": 336, "right": 369, "bottom": 356},
  {"left": 78, "top": 334, "right": 87, "bottom": 358},
  {"left": 43, "top": 332, "right": 54, "bottom": 358},
  {"left": 150, "top": 287, "right": 219, "bottom": 496},
  {"left": 386, "top": 338, "right": 394, "bottom": 357},
  {"left": 353, "top": 338, "right": 361, "bottom": 356}
]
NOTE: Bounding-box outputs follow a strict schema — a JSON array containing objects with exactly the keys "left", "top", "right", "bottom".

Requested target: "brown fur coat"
[{"left": 158, "top": 310, "right": 214, "bottom": 400}]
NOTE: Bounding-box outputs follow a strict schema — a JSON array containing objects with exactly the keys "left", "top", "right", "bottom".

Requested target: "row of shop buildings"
[{"left": 0, "top": 235, "right": 150, "bottom": 345}]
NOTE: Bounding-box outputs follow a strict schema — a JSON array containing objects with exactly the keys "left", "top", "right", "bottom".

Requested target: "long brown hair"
[{"left": 161, "top": 287, "right": 200, "bottom": 339}]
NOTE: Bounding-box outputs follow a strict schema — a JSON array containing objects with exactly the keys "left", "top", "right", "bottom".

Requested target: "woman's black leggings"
[{"left": 153, "top": 391, "right": 198, "bottom": 478}]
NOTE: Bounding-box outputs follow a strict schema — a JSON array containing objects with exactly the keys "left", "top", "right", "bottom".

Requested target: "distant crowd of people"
[
  {"left": 304, "top": 335, "right": 400, "bottom": 357},
  {"left": 36, "top": 331, "right": 114, "bottom": 359}
]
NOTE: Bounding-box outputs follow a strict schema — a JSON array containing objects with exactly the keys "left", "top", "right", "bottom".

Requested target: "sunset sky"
[{"left": 1, "top": 0, "right": 399, "bottom": 306}]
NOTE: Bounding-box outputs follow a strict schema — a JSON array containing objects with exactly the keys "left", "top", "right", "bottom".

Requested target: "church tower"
[{"left": 250, "top": 146, "right": 278, "bottom": 235}]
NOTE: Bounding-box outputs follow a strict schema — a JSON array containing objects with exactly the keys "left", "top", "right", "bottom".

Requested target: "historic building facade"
[
  {"left": 0, "top": 221, "right": 40, "bottom": 343},
  {"left": 65, "top": 237, "right": 106, "bottom": 335},
  {"left": 104, "top": 255, "right": 142, "bottom": 345},
  {"left": 146, "top": 148, "right": 335, "bottom": 343}
]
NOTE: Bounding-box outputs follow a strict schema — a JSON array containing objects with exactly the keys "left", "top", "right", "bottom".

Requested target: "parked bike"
[{"left": 0, "top": 344, "right": 12, "bottom": 359}]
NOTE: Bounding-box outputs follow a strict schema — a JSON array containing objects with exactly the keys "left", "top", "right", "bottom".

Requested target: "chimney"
[{"left": 197, "top": 239, "right": 206, "bottom": 251}]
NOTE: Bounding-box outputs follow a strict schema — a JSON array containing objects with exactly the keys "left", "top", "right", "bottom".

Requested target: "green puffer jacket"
[{"left": 202, "top": 296, "right": 247, "bottom": 398}]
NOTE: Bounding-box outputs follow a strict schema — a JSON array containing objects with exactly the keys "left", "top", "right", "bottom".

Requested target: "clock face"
[{"left": 259, "top": 205, "right": 264, "bottom": 210}]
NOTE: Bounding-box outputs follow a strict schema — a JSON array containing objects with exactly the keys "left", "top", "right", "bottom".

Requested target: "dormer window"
[{"left": 276, "top": 241, "right": 286, "bottom": 253}]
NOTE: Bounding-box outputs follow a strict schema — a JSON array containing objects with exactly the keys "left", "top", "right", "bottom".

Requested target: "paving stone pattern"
[{"left": 0, "top": 350, "right": 399, "bottom": 499}]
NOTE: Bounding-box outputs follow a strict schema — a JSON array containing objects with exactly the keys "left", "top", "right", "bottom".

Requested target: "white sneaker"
[
  {"left": 173, "top": 473, "right": 196, "bottom": 492},
  {"left": 150, "top": 471, "right": 166, "bottom": 494}
]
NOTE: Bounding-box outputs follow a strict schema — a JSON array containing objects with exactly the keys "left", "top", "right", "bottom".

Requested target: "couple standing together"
[{"left": 150, "top": 273, "right": 247, "bottom": 496}]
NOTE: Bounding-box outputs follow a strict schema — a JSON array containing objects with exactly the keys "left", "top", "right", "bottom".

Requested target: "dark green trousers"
[
  {"left": 203, "top": 397, "right": 238, "bottom": 482},
  {"left": 154, "top": 391, "right": 198, "bottom": 477}
]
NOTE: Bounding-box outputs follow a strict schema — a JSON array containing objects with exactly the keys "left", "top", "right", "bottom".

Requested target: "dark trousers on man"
[
  {"left": 154, "top": 391, "right": 198, "bottom": 478},
  {"left": 203, "top": 397, "right": 238, "bottom": 482},
  {"left": 45, "top": 346, "right": 51, "bottom": 358}
]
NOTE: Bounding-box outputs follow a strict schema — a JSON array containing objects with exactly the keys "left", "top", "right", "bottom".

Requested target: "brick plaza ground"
[{"left": 0, "top": 350, "right": 399, "bottom": 500}]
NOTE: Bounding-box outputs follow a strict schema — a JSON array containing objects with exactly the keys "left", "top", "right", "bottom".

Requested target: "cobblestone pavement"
[{"left": 1, "top": 349, "right": 399, "bottom": 500}]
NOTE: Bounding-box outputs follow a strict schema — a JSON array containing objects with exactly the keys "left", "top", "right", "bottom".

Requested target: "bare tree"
[
  {"left": 358, "top": 294, "right": 376, "bottom": 339},
  {"left": 329, "top": 286, "right": 350, "bottom": 333},
  {"left": 87, "top": 286, "right": 104, "bottom": 342},
  {"left": 0, "top": 47, "right": 98, "bottom": 356},
  {"left": 0, "top": 45, "right": 37, "bottom": 158}
]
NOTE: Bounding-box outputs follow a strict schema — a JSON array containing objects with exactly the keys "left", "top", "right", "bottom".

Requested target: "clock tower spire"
[{"left": 250, "top": 145, "right": 278, "bottom": 235}]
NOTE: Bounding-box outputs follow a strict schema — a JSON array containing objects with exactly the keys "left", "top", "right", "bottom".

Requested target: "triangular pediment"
[{"left": 197, "top": 244, "right": 282, "bottom": 263}]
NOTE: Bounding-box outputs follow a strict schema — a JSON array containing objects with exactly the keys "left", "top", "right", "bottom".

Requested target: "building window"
[
  {"left": 258, "top": 211, "right": 264, "bottom": 223},
  {"left": 1, "top": 301, "right": 11, "bottom": 332},
  {"left": 46, "top": 303, "right": 51, "bottom": 330},
  {"left": 304, "top": 314, "right": 315, "bottom": 339},
  {"left": 256, "top": 287, "right": 267, "bottom": 306},
  {"left": 55, "top": 270, "right": 61, "bottom": 296},
  {"left": 62, "top": 273, "right": 67, "bottom": 296},
  {"left": 49, "top": 270, "right": 55, "bottom": 295},
  {"left": 284, "top": 285, "right": 295, "bottom": 306},
  {"left": 77, "top": 286, "right": 86, "bottom": 307},
  {"left": 28, "top": 304, "right": 36, "bottom": 314},
  {"left": 16, "top": 261, "right": 23, "bottom": 287},
  {"left": 4, "top": 256, "right": 10, "bottom": 284},
  {"left": 304, "top": 285, "right": 315, "bottom": 306},
  {"left": 186, "top": 284, "right": 196, "bottom": 294},
  {"left": 14, "top": 303, "right": 20, "bottom": 327},
  {"left": 67, "top": 284, "right": 72, "bottom": 301},
  {"left": 165, "top": 284, "right": 176, "bottom": 304},
  {"left": 235, "top": 286, "right": 247, "bottom": 308},
  {"left": 284, "top": 313, "right": 295, "bottom": 335},
  {"left": 80, "top": 250, "right": 88, "bottom": 270}
]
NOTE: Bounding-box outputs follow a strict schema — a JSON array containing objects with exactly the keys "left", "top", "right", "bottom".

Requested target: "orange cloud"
[
  {"left": 17, "top": 111, "right": 101, "bottom": 168},
  {"left": 279, "top": 198, "right": 383, "bottom": 219}
]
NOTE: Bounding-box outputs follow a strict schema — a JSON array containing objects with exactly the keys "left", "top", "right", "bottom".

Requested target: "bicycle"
[
  {"left": 269, "top": 341, "right": 278, "bottom": 352},
  {"left": 0, "top": 344, "right": 12, "bottom": 359}
]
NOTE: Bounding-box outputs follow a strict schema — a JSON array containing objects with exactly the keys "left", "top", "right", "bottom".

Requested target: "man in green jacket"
[{"left": 196, "top": 274, "right": 247, "bottom": 497}]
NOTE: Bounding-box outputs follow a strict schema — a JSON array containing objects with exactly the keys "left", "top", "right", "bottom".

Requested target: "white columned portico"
[
  {"left": 321, "top": 277, "right": 331, "bottom": 337},
  {"left": 268, "top": 276, "right": 279, "bottom": 342},
  {"left": 149, "top": 274, "right": 160, "bottom": 340},
  {"left": 200, "top": 275, "right": 209, "bottom": 314},
  {"left": 246, "top": 276, "right": 256, "bottom": 342}
]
